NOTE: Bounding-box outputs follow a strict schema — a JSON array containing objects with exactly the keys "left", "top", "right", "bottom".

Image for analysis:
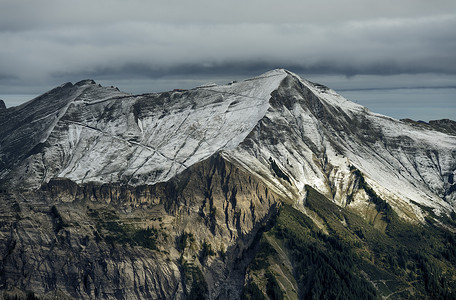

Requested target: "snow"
[
  {"left": 224, "top": 70, "right": 456, "bottom": 219},
  {"left": 32, "top": 69, "right": 288, "bottom": 186},
  {"left": 2, "top": 69, "right": 455, "bottom": 220},
  {"left": 291, "top": 71, "right": 456, "bottom": 212}
]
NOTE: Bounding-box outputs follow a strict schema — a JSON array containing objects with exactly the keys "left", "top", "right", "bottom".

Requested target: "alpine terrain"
[{"left": 0, "top": 69, "right": 455, "bottom": 299}]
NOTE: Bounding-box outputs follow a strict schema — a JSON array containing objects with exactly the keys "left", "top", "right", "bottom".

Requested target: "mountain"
[{"left": 0, "top": 69, "right": 455, "bottom": 299}]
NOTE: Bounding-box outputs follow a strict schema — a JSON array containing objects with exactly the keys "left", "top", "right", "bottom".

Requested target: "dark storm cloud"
[
  {"left": 1, "top": 0, "right": 454, "bottom": 29},
  {"left": 0, "top": 0, "right": 455, "bottom": 102}
]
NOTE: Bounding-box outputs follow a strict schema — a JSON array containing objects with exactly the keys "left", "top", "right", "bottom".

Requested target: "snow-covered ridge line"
[
  {"left": 1, "top": 68, "right": 454, "bottom": 222},
  {"left": 224, "top": 70, "right": 456, "bottom": 220},
  {"left": 0, "top": 69, "right": 288, "bottom": 189}
]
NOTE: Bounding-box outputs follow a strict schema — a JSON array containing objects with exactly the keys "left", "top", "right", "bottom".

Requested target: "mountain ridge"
[
  {"left": 1, "top": 69, "right": 455, "bottom": 219},
  {"left": 1, "top": 69, "right": 456, "bottom": 299},
  {"left": 0, "top": 69, "right": 287, "bottom": 189}
]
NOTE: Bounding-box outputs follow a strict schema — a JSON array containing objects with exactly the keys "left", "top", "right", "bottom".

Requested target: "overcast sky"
[{"left": 0, "top": 0, "right": 455, "bottom": 120}]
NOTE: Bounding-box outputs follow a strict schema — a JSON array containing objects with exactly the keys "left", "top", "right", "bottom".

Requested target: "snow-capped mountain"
[
  {"left": 1, "top": 69, "right": 454, "bottom": 219},
  {"left": 0, "top": 71, "right": 286, "bottom": 188},
  {"left": 1, "top": 69, "right": 456, "bottom": 299}
]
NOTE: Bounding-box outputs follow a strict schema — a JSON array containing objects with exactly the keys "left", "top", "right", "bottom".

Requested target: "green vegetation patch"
[
  {"left": 242, "top": 281, "right": 266, "bottom": 300},
  {"left": 351, "top": 168, "right": 395, "bottom": 222},
  {"left": 244, "top": 183, "right": 456, "bottom": 299},
  {"left": 265, "top": 270, "right": 284, "bottom": 300},
  {"left": 87, "top": 207, "right": 158, "bottom": 250},
  {"left": 200, "top": 240, "right": 216, "bottom": 261},
  {"left": 176, "top": 232, "right": 195, "bottom": 252},
  {"left": 181, "top": 260, "right": 208, "bottom": 300},
  {"left": 249, "top": 238, "right": 277, "bottom": 271},
  {"left": 273, "top": 204, "right": 378, "bottom": 300}
]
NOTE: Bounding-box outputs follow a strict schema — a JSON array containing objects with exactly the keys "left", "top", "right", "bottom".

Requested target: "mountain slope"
[
  {"left": 0, "top": 70, "right": 286, "bottom": 190},
  {"left": 243, "top": 187, "right": 456, "bottom": 299},
  {"left": 0, "top": 69, "right": 455, "bottom": 299},
  {"left": 1, "top": 70, "right": 454, "bottom": 218},
  {"left": 224, "top": 71, "right": 456, "bottom": 222}
]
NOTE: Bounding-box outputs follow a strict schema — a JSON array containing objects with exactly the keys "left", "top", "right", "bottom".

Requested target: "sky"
[{"left": 0, "top": 0, "right": 455, "bottom": 121}]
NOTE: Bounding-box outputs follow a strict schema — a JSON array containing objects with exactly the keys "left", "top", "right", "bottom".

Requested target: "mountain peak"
[
  {"left": 75, "top": 79, "right": 97, "bottom": 86},
  {"left": 0, "top": 70, "right": 455, "bottom": 220}
]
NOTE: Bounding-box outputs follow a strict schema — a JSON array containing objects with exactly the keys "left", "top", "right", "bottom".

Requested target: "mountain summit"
[
  {"left": 1, "top": 70, "right": 456, "bottom": 299},
  {"left": 2, "top": 69, "right": 454, "bottom": 218}
]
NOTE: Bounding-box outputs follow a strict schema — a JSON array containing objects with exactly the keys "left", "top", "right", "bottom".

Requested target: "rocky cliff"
[{"left": 1, "top": 153, "right": 286, "bottom": 299}]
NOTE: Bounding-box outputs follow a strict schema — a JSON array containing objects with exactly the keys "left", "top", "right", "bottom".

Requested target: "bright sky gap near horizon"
[{"left": 1, "top": 0, "right": 455, "bottom": 121}]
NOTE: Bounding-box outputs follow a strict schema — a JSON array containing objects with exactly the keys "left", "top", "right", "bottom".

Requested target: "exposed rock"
[
  {"left": 401, "top": 118, "right": 456, "bottom": 135},
  {"left": 0, "top": 154, "right": 283, "bottom": 299},
  {"left": 429, "top": 118, "right": 456, "bottom": 135}
]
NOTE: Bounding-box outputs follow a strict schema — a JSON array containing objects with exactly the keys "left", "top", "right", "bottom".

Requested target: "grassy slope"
[{"left": 243, "top": 185, "right": 456, "bottom": 300}]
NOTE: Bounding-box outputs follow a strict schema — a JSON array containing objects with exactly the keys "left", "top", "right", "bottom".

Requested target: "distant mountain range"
[{"left": 1, "top": 69, "right": 455, "bottom": 299}]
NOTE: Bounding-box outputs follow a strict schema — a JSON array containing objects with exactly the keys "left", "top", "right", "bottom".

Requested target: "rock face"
[
  {"left": 0, "top": 100, "right": 5, "bottom": 110},
  {"left": 0, "top": 69, "right": 455, "bottom": 299},
  {"left": 0, "top": 155, "right": 282, "bottom": 299}
]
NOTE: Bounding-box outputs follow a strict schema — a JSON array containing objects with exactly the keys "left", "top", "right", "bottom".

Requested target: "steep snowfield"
[
  {"left": 0, "top": 70, "right": 287, "bottom": 188},
  {"left": 299, "top": 73, "right": 456, "bottom": 215},
  {"left": 225, "top": 71, "right": 456, "bottom": 220}
]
